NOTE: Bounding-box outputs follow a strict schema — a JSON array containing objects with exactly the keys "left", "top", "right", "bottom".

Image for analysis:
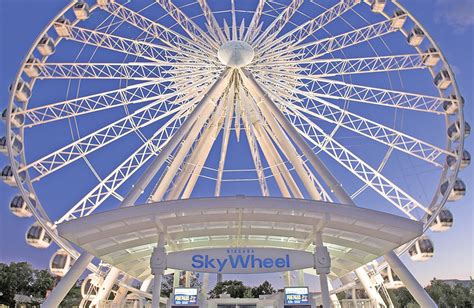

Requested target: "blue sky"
[{"left": 0, "top": 0, "right": 472, "bottom": 289}]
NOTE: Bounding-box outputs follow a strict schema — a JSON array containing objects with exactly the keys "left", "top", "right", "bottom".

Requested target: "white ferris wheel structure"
[{"left": 1, "top": 0, "right": 470, "bottom": 307}]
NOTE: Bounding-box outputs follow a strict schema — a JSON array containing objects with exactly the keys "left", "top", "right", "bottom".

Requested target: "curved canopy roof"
[{"left": 58, "top": 196, "right": 422, "bottom": 280}]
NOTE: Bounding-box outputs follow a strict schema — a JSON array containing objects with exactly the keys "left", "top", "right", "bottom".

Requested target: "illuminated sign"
[
  {"left": 167, "top": 248, "right": 314, "bottom": 274},
  {"left": 173, "top": 288, "right": 198, "bottom": 306},
  {"left": 284, "top": 287, "right": 310, "bottom": 305}
]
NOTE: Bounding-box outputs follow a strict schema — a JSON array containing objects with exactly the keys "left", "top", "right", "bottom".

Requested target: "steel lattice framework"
[{"left": 2, "top": 0, "right": 468, "bottom": 307}]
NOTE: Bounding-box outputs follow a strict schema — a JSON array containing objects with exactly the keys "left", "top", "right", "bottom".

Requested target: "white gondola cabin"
[
  {"left": 37, "top": 35, "right": 55, "bottom": 56},
  {"left": 81, "top": 274, "right": 103, "bottom": 299},
  {"left": 54, "top": 16, "right": 71, "bottom": 37},
  {"left": 447, "top": 121, "right": 471, "bottom": 141},
  {"left": 1, "top": 165, "right": 26, "bottom": 186},
  {"left": 14, "top": 80, "right": 32, "bottom": 102},
  {"left": 49, "top": 249, "right": 73, "bottom": 277},
  {"left": 73, "top": 1, "right": 91, "bottom": 20},
  {"left": 26, "top": 223, "right": 53, "bottom": 248},
  {"left": 2, "top": 107, "right": 25, "bottom": 128},
  {"left": 9, "top": 195, "right": 33, "bottom": 218},
  {"left": 408, "top": 236, "right": 434, "bottom": 261},
  {"left": 0, "top": 134, "right": 23, "bottom": 156},
  {"left": 371, "top": 0, "right": 386, "bottom": 13},
  {"left": 446, "top": 150, "right": 471, "bottom": 170},
  {"left": 97, "top": 0, "right": 115, "bottom": 7},
  {"left": 429, "top": 209, "right": 454, "bottom": 232},
  {"left": 24, "top": 56, "right": 41, "bottom": 78},
  {"left": 434, "top": 69, "right": 452, "bottom": 90},
  {"left": 407, "top": 27, "right": 425, "bottom": 47},
  {"left": 440, "top": 178, "right": 467, "bottom": 201},
  {"left": 391, "top": 10, "right": 407, "bottom": 29},
  {"left": 443, "top": 94, "right": 464, "bottom": 115},
  {"left": 422, "top": 47, "right": 440, "bottom": 67},
  {"left": 381, "top": 267, "right": 404, "bottom": 289}
]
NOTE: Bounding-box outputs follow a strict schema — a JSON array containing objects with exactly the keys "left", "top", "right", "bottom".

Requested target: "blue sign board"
[
  {"left": 173, "top": 288, "right": 198, "bottom": 306},
  {"left": 284, "top": 287, "right": 310, "bottom": 305}
]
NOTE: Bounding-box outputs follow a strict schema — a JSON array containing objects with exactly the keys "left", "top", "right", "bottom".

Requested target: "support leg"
[
  {"left": 315, "top": 233, "right": 331, "bottom": 308},
  {"left": 41, "top": 252, "right": 94, "bottom": 307},
  {"left": 385, "top": 251, "right": 437, "bottom": 307}
]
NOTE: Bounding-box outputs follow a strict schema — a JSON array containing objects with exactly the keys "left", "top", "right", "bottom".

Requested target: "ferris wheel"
[{"left": 1, "top": 0, "right": 470, "bottom": 307}]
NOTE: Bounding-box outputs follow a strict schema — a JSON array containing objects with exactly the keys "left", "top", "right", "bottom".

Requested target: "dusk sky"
[{"left": 0, "top": 0, "right": 473, "bottom": 290}]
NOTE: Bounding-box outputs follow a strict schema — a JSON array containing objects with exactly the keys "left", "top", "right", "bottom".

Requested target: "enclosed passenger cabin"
[
  {"left": 74, "top": 1, "right": 91, "bottom": 20},
  {"left": 13, "top": 80, "right": 32, "bottom": 103},
  {"left": 37, "top": 35, "right": 55, "bottom": 56},
  {"left": 81, "top": 274, "right": 105, "bottom": 300},
  {"left": 97, "top": 0, "right": 115, "bottom": 7},
  {"left": 443, "top": 94, "right": 464, "bottom": 115},
  {"left": 49, "top": 249, "right": 73, "bottom": 277},
  {"left": 429, "top": 209, "right": 454, "bottom": 232},
  {"left": 447, "top": 121, "right": 471, "bottom": 141},
  {"left": 446, "top": 150, "right": 471, "bottom": 170},
  {"left": 381, "top": 267, "right": 403, "bottom": 289},
  {"left": 24, "top": 56, "right": 41, "bottom": 78},
  {"left": 422, "top": 47, "right": 440, "bottom": 67},
  {"left": 1, "top": 165, "right": 26, "bottom": 186},
  {"left": 9, "top": 195, "right": 33, "bottom": 218},
  {"left": 408, "top": 236, "right": 434, "bottom": 261},
  {"left": 391, "top": 10, "right": 407, "bottom": 29},
  {"left": 434, "top": 69, "right": 452, "bottom": 90},
  {"left": 2, "top": 107, "right": 25, "bottom": 128},
  {"left": 407, "top": 27, "right": 425, "bottom": 47},
  {"left": 26, "top": 223, "right": 53, "bottom": 248},
  {"left": 0, "top": 134, "right": 23, "bottom": 156},
  {"left": 440, "top": 178, "right": 467, "bottom": 201},
  {"left": 371, "top": 0, "right": 386, "bottom": 13},
  {"left": 54, "top": 16, "right": 71, "bottom": 37}
]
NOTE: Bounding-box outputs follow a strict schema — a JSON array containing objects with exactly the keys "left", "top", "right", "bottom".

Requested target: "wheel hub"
[{"left": 217, "top": 40, "right": 254, "bottom": 68}]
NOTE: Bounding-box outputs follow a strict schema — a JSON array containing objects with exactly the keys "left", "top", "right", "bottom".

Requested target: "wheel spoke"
[
  {"left": 56, "top": 109, "right": 190, "bottom": 223},
  {"left": 257, "top": 76, "right": 453, "bottom": 166},
  {"left": 154, "top": 0, "right": 219, "bottom": 51},
  {"left": 282, "top": 103, "right": 430, "bottom": 219},
  {"left": 20, "top": 79, "right": 214, "bottom": 180},
  {"left": 257, "top": 0, "right": 360, "bottom": 56},
  {"left": 197, "top": 0, "right": 227, "bottom": 43},
  {"left": 102, "top": 2, "right": 216, "bottom": 61},
  {"left": 252, "top": 0, "right": 304, "bottom": 48},
  {"left": 244, "top": 0, "right": 266, "bottom": 42}
]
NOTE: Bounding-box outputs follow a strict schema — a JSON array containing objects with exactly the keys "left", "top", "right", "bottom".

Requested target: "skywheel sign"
[{"left": 167, "top": 247, "right": 314, "bottom": 274}]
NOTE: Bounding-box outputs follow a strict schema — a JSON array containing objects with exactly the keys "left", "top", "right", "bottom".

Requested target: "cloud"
[{"left": 434, "top": 0, "right": 474, "bottom": 32}]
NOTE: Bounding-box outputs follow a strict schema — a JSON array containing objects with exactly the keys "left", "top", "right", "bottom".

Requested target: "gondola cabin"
[
  {"left": 54, "top": 16, "right": 71, "bottom": 37},
  {"left": 434, "top": 69, "right": 452, "bottom": 90},
  {"left": 440, "top": 178, "right": 467, "bottom": 201},
  {"left": 407, "top": 27, "right": 425, "bottom": 47},
  {"left": 381, "top": 267, "right": 404, "bottom": 289},
  {"left": 26, "top": 223, "right": 53, "bottom": 248},
  {"left": 1, "top": 165, "right": 26, "bottom": 186},
  {"left": 9, "top": 195, "right": 33, "bottom": 218},
  {"left": 422, "top": 47, "right": 440, "bottom": 67},
  {"left": 74, "top": 2, "right": 91, "bottom": 20},
  {"left": 408, "top": 236, "right": 434, "bottom": 261},
  {"left": 443, "top": 94, "right": 464, "bottom": 115},
  {"left": 446, "top": 150, "right": 471, "bottom": 170},
  {"left": 49, "top": 249, "right": 73, "bottom": 277},
  {"left": 429, "top": 209, "right": 454, "bottom": 232},
  {"left": 447, "top": 121, "right": 471, "bottom": 141},
  {"left": 24, "top": 56, "right": 41, "bottom": 78},
  {"left": 13, "top": 80, "right": 32, "bottom": 102},
  {"left": 391, "top": 10, "right": 407, "bottom": 29},
  {"left": 2, "top": 107, "right": 25, "bottom": 128},
  {"left": 37, "top": 35, "right": 55, "bottom": 56},
  {"left": 371, "top": 0, "right": 386, "bottom": 13},
  {"left": 0, "top": 134, "right": 23, "bottom": 156}
]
